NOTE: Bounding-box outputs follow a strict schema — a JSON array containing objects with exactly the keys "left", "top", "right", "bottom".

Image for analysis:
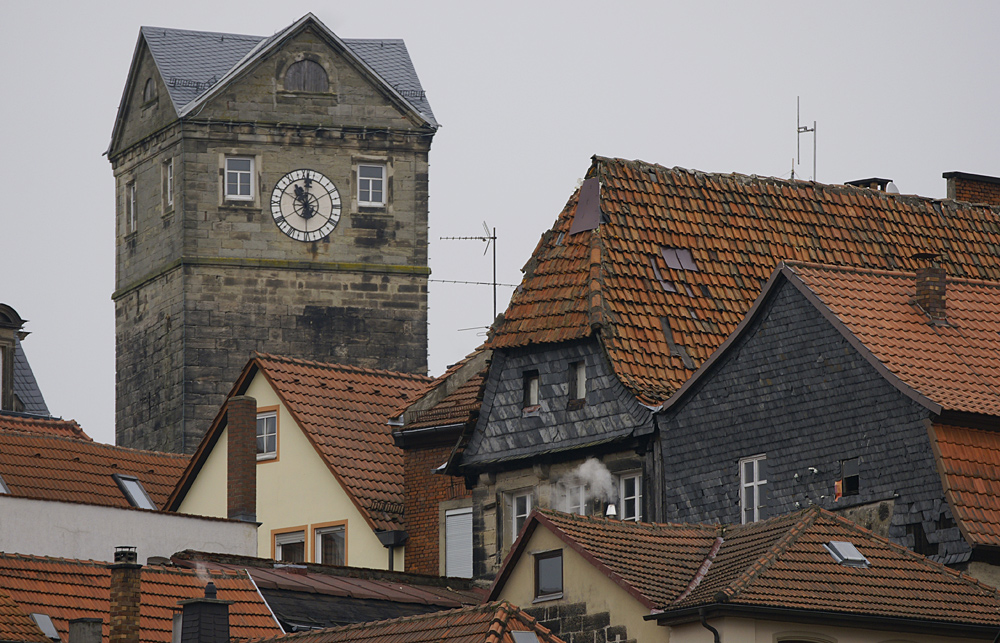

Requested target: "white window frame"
[
  {"left": 357, "top": 164, "right": 386, "bottom": 206},
  {"left": 511, "top": 491, "right": 532, "bottom": 543},
  {"left": 570, "top": 361, "right": 586, "bottom": 401},
  {"left": 126, "top": 181, "right": 137, "bottom": 234},
  {"left": 618, "top": 473, "right": 642, "bottom": 521},
  {"left": 562, "top": 483, "right": 586, "bottom": 515},
  {"left": 275, "top": 530, "right": 305, "bottom": 563},
  {"left": 523, "top": 371, "right": 540, "bottom": 408},
  {"left": 314, "top": 525, "right": 346, "bottom": 566},
  {"left": 0, "top": 473, "right": 10, "bottom": 494},
  {"left": 113, "top": 474, "right": 156, "bottom": 510},
  {"left": 224, "top": 157, "right": 255, "bottom": 201},
  {"left": 444, "top": 506, "right": 473, "bottom": 578},
  {"left": 256, "top": 411, "right": 277, "bottom": 460},
  {"left": 740, "top": 454, "right": 767, "bottom": 524},
  {"left": 165, "top": 159, "right": 174, "bottom": 207}
]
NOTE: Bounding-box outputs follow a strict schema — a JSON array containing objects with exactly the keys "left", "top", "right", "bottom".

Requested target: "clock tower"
[{"left": 108, "top": 15, "right": 437, "bottom": 453}]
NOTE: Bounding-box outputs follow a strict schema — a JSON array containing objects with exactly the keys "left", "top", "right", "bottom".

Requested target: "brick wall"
[
  {"left": 227, "top": 395, "right": 257, "bottom": 522},
  {"left": 944, "top": 172, "right": 1000, "bottom": 206},
  {"left": 109, "top": 559, "right": 141, "bottom": 643},
  {"left": 403, "top": 442, "right": 470, "bottom": 576}
]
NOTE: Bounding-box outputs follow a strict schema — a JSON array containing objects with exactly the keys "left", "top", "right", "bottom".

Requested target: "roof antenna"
[
  {"left": 438, "top": 222, "right": 506, "bottom": 321},
  {"left": 796, "top": 96, "right": 817, "bottom": 181}
]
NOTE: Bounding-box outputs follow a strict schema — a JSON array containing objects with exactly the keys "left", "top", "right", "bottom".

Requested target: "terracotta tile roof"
[
  {"left": 488, "top": 157, "right": 1000, "bottom": 406},
  {"left": 497, "top": 507, "right": 1000, "bottom": 628},
  {"left": 0, "top": 431, "right": 189, "bottom": 509},
  {"left": 245, "top": 601, "right": 564, "bottom": 643},
  {"left": 392, "top": 347, "right": 488, "bottom": 433},
  {"left": 786, "top": 262, "right": 1000, "bottom": 415},
  {"left": 402, "top": 374, "right": 485, "bottom": 432},
  {"left": 0, "top": 588, "right": 47, "bottom": 643},
  {"left": 931, "top": 423, "right": 1000, "bottom": 549},
  {"left": 0, "top": 413, "right": 91, "bottom": 441},
  {"left": 0, "top": 553, "right": 281, "bottom": 643}
]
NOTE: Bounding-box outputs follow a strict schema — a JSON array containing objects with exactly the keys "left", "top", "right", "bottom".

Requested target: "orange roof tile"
[
  {"left": 489, "top": 157, "right": 1000, "bottom": 406},
  {"left": 787, "top": 262, "right": 1000, "bottom": 415},
  {"left": 498, "top": 508, "right": 1000, "bottom": 629},
  {"left": 0, "top": 431, "right": 189, "bottom": 510},
  {"left": 932, "top": 423, "right": 1000, "bottom": 548},
  {"left": 393, "top": 347, "right": 488, "bottom": 432},
  {"left": 0, "top": 414, "right": 91, "bottom": 441},
  {"left": 245, "top": 601, "right": 564, "bottom": 643},
  {"left": 0, "top": 588, "right": 47, "bottom": 643},
  {"left": 0, "top": 553, "right": 281, "bottom": 643}
]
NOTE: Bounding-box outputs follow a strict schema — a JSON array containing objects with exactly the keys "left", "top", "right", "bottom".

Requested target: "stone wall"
[{"left": 521, "top": 602, "right": 635, "bottom": 643}]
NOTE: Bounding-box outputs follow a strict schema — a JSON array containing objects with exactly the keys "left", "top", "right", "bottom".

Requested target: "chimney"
[
  {"left": 227, "top": 395, "right": 257, "bottom": 522},
  {"left": 69, "top": 618, "right": 103, "bottom": 643},
  {"left": 109, "top": 547, "right": 141, "bottom": 643},
  {"left": 943, "top": 171, "right": 1000, "bottom": 206},
  {"left": 913, "top": 253, "right": 947, "bottom": 323},
  {"left": 177, "top": 583, "right": 233, "bottom": 643}
]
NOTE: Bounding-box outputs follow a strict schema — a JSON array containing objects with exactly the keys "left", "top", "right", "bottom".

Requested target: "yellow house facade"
[{"left": 167, "top": 353, "right": 432, "bottom": 570}]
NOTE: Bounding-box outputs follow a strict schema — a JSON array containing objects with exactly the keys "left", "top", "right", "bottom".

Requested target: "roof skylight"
[
  {"left": 661, "top": 247, "right": 699, "bottom": 272},
  {"left": 511, "top": 632, "right": 541, "bottom": 643},
  {"left": 112, "top": 474, "right": 157, "bottom": 510},
  {"left": 0, "top": 473, "right": 9, "bottom": 494},
  {"left": 824, "top": 540, "right": 870, "bottom": 567},
  {"left": 30, "top": 613, "right": 61, "bottom": 641}
]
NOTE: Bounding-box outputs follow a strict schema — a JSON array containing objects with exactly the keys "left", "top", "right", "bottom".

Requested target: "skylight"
[
  {"left": 511, "top": 632, "right": 541, "bottom": 643},
  {"left": 824, "top": 540, "right": 869, "bottom": 567},
  {"left": 30, "top": 613, "right": 61, "bottom": 641},
  {"left": 112, "top": 474, "right": 157, "bottom": 510},
  {"left": 0, "top": 473, "right": 9, "bottom": 494}
]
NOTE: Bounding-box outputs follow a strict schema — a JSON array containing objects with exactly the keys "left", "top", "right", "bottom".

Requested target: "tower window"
[
  {"left": 164, "top": 159, "right": 174, "bottom": 208},
  {"left": 126, "top": 181, "right": 137, "bottom": 234},
  {"left": 143, "top": 77, "right": 155, "bottom": 103},
  {"left": 284, "top": 60, "right": 329, "bottom": 92},
  {"left": 224, "top": 157, "right": 254, "bottom": 201},
  {"left": 358, "top": 164, "right": 386, "bottom": 206}
]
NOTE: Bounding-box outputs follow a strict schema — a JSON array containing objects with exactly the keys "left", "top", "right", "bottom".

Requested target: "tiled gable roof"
[
  {"left": 489, "top": 156, "right": 1000, "bottom": 406},
  {"left": 787, "top": 262, "right": 1000, "bottom": 415},
  {"left": 497, "top": 508, "right": 1000, "bottom": 629},
  {"left": 931, "top": 423, "right": 1000, "bottom": 549},
  {"left": 245, "top": 601, "right": 563, "bottom": 643},
  {"left": 0, "top": 553, "right": 281, "bottom": 643},
  {"left": 0, "top": 588, "right": 47, "bottom": 643},
  {"left": 0, "top": 414, "right": 91, "bottom": 441},
  {"left": 0, "top": 431, "right": 188, "bottom": 509}
]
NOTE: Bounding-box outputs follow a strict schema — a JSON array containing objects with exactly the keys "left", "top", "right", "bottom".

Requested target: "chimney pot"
[
  {"left": 114, "top": 546, "right": 138, "bottom": 565},
  {"left": 227, "top": 396, "right": 257, "bottom": 523},
  {"left": 204, "top": 583, "right": 217, "bottom": 599}
]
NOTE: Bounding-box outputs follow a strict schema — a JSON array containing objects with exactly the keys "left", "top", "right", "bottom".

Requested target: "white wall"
[{"left": 0, "top": 495, "right": 257, "bottom": 563}]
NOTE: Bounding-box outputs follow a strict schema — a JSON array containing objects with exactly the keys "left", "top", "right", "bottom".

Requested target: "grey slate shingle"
[{"left": 13, "top": 339, "right": 48, "bottom": 416}]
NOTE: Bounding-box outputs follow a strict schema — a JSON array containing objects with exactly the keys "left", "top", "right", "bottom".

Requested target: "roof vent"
[
  {"left": 845, "top": 177, "right": 894, "bottom": 192},
  {"left": 824, "top": 541, "right": 869, "bottom": 567}
]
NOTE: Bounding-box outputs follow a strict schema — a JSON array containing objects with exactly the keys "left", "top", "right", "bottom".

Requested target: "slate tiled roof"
[
  {"left": 496, "top": 507, "right": 1000, "bottom": 628},
  {"left": 489, "top": 156, "right": 1000, "bottom": 406},
  {"left": 0, "top": 414, "right": 91, "bottom": 441},
  {"left": 12, "top": 339, "right": 48, "bottom": 416},
  {"left": 246, "top": 601, "right": 564, "bottom": 643},
  {"left": 787, "top": 262, "right": 1000, "bottom": 416},
  {"left": 0, "top": 431, "right": 188, "bottom": 509},
  {"left": 0, "top": 588, "right": 47, "bottom": 643},
  {"left": 139, "top": 17, "right": 436, "bottom": 123},
  {"left": 932, "top": 423, "right": 1000, "bottom": 549},
  {"left": 0, "top": 553, "right": 281, "bottom": 643}
]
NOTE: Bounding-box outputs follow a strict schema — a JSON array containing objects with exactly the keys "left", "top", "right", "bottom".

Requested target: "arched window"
[
  {"left": 284, "top": 60, "right": 329, "bottom": 92},
  {"left": 143, "top": 78, "right": 155, "bottom": 102}
]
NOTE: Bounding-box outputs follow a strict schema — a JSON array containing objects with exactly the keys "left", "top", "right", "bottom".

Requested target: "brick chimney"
[
  {"left": 943, "top": 171, "right": 1000, "bottom": 206},
  {"left": 109, "top": 547, "right": 141, "bottom": 643},
  {"left": 69, "top": 618, "right": 103, "bottom": 643},
  {"left": 913, "top": 253, "right": 947, "bottom": 323},
  {"left": 177, "top": 582, "right": 233, "bottom": 643},
  {"left": 227, "top": 396, "right": 257, "bottom": 523}
]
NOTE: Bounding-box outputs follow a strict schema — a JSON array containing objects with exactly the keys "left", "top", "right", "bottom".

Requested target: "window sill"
[
  {"left": 256, "top": 453, "right": 276, "bottom": 462},
  {"left": 532, "top": 592, "right": 563, "bottom": 604},
  {"left": 522, "top": 405, "right": 540, "bottom": 417}
]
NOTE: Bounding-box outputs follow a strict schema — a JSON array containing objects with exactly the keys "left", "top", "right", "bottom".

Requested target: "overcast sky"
[{"left": 2, "top": 1, "right": 998, "bottom": 445}]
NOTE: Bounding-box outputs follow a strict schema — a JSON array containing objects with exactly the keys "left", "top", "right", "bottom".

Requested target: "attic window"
[
  {"left": 0, "top": 473, "right": 9, "bottom": 494},
  {"left": 112, "top": 474, "right": 156, "bottom": 510},
  {"left": 284, "top": 60, "right": 329, "bottom": 92},
  {"left": 523, "top": 370, "right": 539, "bottom": 409},
  {"left": 511, "top": 633, "right": 541, "bottom": 643},
  {"left": 839, "top": 458, "right": 859, "bottom": 497},
  {"left": 824, "top": 541, "right": 869, "bottom": 567},
  {"left": 661, "top": 248, "right": 698, "bottom": 271},
  {"left": 30, "top": 614, "right": 60, "bottom": 641},
  {"left": 143, "top": 78, "right": 155, "bottom": 103}
]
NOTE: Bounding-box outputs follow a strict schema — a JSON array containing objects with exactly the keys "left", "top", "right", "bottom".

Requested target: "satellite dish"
[{"left": 886, "top": 181, "right": 900, "bottom": 194}]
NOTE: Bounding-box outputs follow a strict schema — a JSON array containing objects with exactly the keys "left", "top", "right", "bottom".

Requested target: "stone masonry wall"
[{"left": 522, "top": 602, "right": 635, "bottom": 643}]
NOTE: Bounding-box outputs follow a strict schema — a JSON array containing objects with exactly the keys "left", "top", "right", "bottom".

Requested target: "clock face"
[{"left": 270, "top": 169, "right": 342, "bottom": 241}]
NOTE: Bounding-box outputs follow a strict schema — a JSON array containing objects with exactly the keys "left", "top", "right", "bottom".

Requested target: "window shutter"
[{"left": 445, "top": 507, "right": 473, "bottom": 578}]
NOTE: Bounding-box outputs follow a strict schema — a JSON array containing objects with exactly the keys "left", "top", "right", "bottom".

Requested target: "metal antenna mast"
[
  {"left": 796, "top": 96, "right": 817, "bottom": 181},
  {"left": 440, "top": 222, "right": 499, "bottom": 320}
]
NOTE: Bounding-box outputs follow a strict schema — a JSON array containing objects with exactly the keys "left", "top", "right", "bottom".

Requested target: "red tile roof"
[
  {"left": 0, "top": 553, "right": 281, "bottom": 643},
  {"left": 392, "top": 347, "right": 488, "bottom": 433},
  {"left": 931, "top": 423, "right": 1000, "bottom": 549},
  {"left": 0, "top": 414, "right": 91, "bottom": 441},
  {"left": 488, "top": 157, "right": 1000, "bottom": 406},
  {"left": 0, "top": 588, "right": 47, "bottom": 643},
  {"left": 787, "top": 262, "right": 1000, "bottom": 415},
  {"left": 246, "top": 601, "right": 564, "bottom": 643},
  {"left": 495, "top": 507, "right": 1000, "bottom": 629},
  {"left": 169, "top": 354, "right": 432, "bottom": 531},
  {"left": 0, "top": 431, "right": 189, "bottom": 510}
]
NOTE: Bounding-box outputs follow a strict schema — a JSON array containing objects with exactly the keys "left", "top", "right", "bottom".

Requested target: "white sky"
[{"left": 2, "top": 1, "right": 998, "bottom": 446}]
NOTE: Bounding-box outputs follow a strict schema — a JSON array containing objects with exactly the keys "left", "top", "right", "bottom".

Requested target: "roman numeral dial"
[{"left": 270, "top": 169, "right": 342, "bottom": 241}]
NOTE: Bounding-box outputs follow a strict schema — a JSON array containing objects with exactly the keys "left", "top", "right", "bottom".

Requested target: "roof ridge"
[
  {"left": 252, "top": 351, "right": 433, "bottom": 381},
  {"left": 787, "top": 260, "right": 1000, "bottom": 288},
  {"left": 0, "top": 429, "right": 190, "bottom": 458},
  {"left": 141, "top": 25, "right": 264, "bottom": 40}
]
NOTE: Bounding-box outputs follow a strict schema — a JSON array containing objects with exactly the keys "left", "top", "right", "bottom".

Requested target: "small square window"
[
  {"left": 840, "top": 458, "right": 859, "bottom": 496},
  {"left": 225, "top": 157, "right": 254, "bottom": 201},
  {"left": 257, "top": 411, "right": 277, "bottom": 460},
  {"left": 739, "top": 454, "right": 766, "bottom": 523},
  {"left": 315, "top": 525, "right": 346, "bottom": 566},
  {"left": 275, "top": 530, "right": 305, "bottom": 563},
  {"left": 112, "top": 474, "right": 156, "bottom": 510},
  {"left": 618, "top": 473, "right": 642, "bottom": 521},
  {"left": 511, "top": 491, "right": 532, "bottom": 542},
  {"left": 534, "top": 550, "right": 563, "bottom": 600},
  {"left": 523, "top": 370, "right": 539, "bottom": 409},
  {"left": 126, "top": 181, "right": 137, "bottom": 234},
  {"left": 358, "top": 164, "right": 385, "bottom": 206}
]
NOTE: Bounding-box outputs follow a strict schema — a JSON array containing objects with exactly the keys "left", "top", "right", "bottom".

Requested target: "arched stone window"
[
  {"left": 143, "top": 78, "right": 155, "bottom": 102},
  {"left": 284, "top": 60, "right": 329, "bottom": 92}
]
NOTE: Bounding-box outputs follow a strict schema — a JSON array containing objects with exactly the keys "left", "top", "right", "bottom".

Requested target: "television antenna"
[
  {"left": 794, "top": 96, "right": 817, "bottom": 181},
  {"left": 438, "top": 222, "right": 513, "bottom": 321}
]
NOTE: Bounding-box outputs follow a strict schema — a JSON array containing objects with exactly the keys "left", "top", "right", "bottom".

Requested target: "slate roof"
[
  {"left": 786, "top": 262, "right": 1000, "bottom": 416},
  {"left": 0, "top": 430, "right": 188, "bottom": 509},
  {"left": 172, "top": 550, "right": 484, "bottom": 631},
  {"left": 168, "top": 354, "right": 432, "bottom": 531},
  {"left": 488, "top": 156, "right": 1000, "bottom": 407},
  {"left": 0, "top": 414, "right": 91, "bottom": 441},
  {"left": 137, "top": 16, "right": 436, "bottom": 123},
  {"left": 931, "top": 423, "right": 1000, "bottom": 549},
  {"left": 0, "top": 553, "right": 281, "bottom": 643},
  {"left": 493, "top": 508, "right": 1000, "bottom": 631},
  {"left": 245, "top": 601, "right": 564, "bottom": 643},
  {"left": 12, "top": 339, "right": 48, "bottom": 416}
]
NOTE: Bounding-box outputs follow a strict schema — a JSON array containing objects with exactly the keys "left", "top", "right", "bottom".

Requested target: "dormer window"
[
  {"left": 112, "top": 474, "right": 156, "bottom": 510},
  {"left": 568, "top": 361, "right": 586, "bottom": 407},
  {"left": 523, "top": 370, "right": 539, "bottom": 409},
  {"left": 284, "top": 60, "right": 329, "bottom": 92}
]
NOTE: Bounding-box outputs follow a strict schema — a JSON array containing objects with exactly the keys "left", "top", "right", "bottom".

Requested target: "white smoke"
[
  {"left": 553, "top": 458, "right": 616, "bottom": 513},
  {"left": 193, "top": 561, "right": 212, "bottom": 584}
]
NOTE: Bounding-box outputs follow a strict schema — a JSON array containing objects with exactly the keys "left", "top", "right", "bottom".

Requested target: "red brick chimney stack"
[
  {"left": 109, "top": 546, "right": 141, "bottom": 643},
  {"left": 913, "top": 253, "right": 947, "bottom": 323},
  {"left": 943, "top": 172, "right": 1000, "bottom": 206},
  {"left": 227, "top": 395, "right": 257, "bottom": 523}
]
